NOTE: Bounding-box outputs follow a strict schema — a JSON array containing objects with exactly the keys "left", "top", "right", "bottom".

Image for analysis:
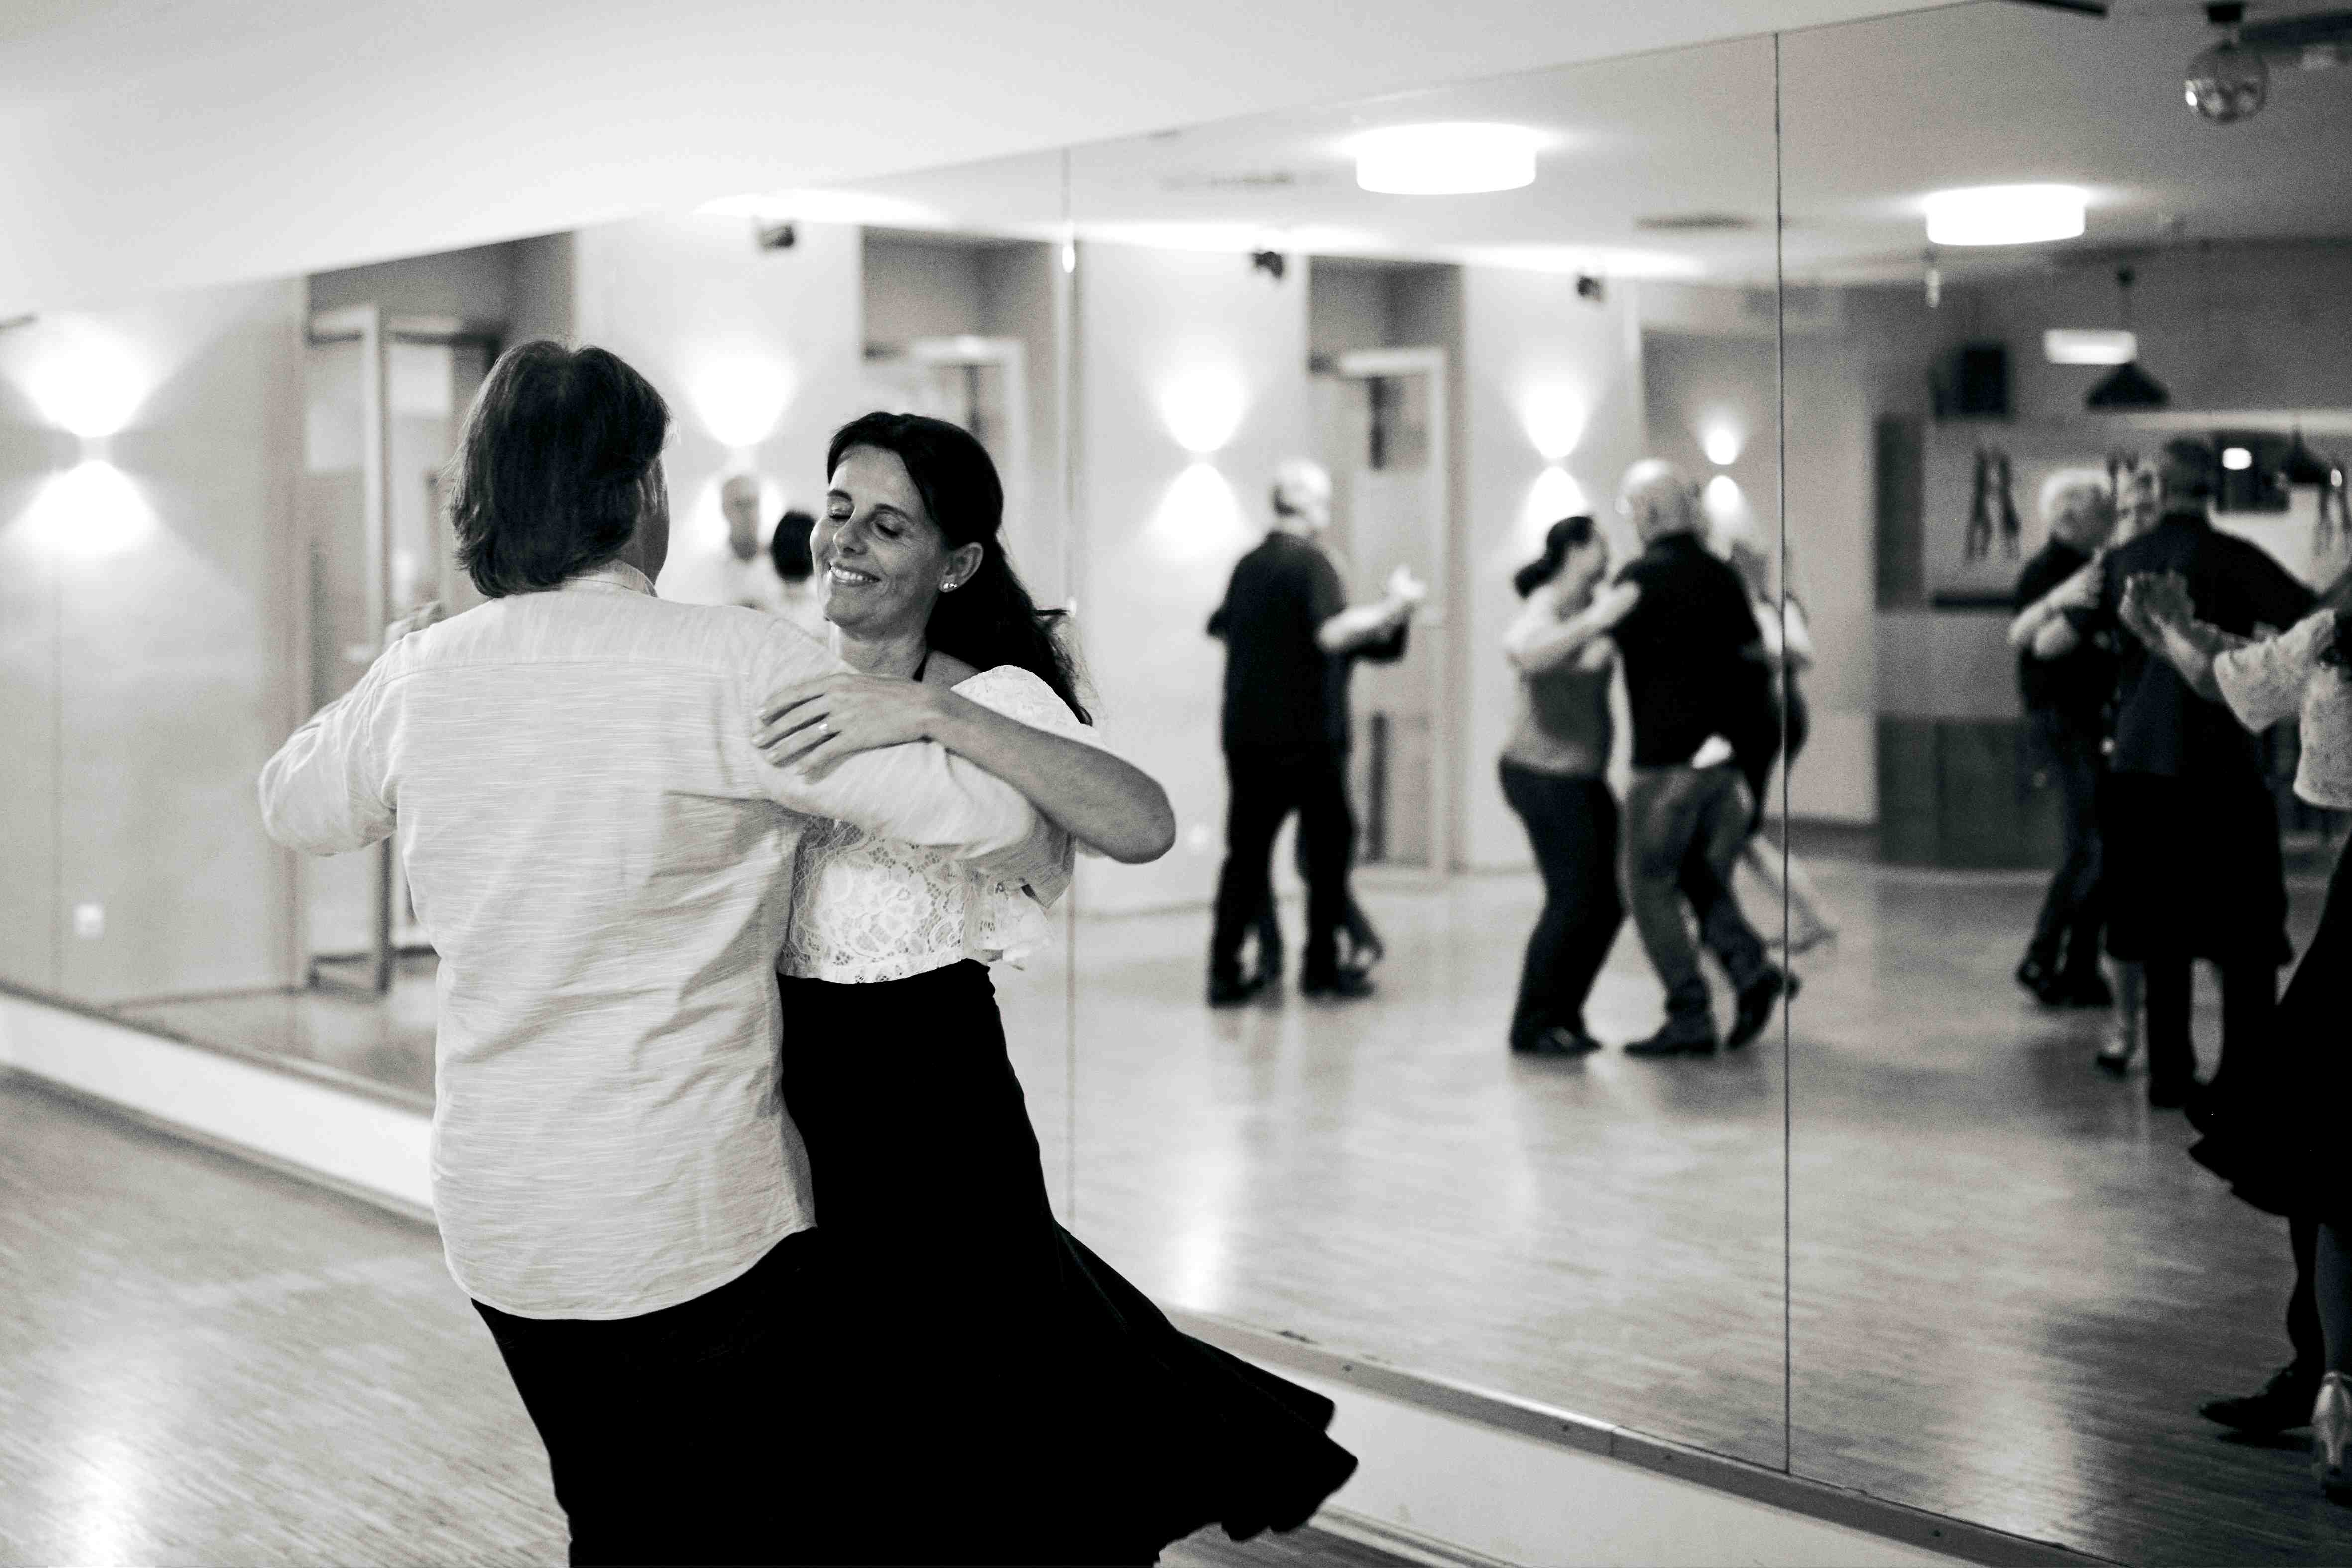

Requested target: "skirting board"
[{"left": 2, "top": 987, "right": 2096, "bottom": 1568}]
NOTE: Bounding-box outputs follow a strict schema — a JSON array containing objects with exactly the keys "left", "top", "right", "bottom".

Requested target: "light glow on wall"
[
  {"left": 1351, "top": 123, "right": 1541, "bottom": 196},
  {"left": 1519, "top": 388, "right": 1586, "bottom": 463},
  {"left": 1922, "top": 185, "right": 2086, "bottom": 247},
  {"left": 1703, "top": 473, "right": 1749, "bottom": 526},
  {"left": 690, "top": 354, "right": 796, "bottom": 450},
  {"left": 1701, "top": 421, "right": 1744, "bottom": 467},
  {"left": 1151, "top": 461, "right": 1252, "bottom": 559},
  {"left": 1523, "top": 465, "right": 1587, "bottom": 532},
  {"left": 26, "top": 459, "right": 153, "bottom": 556},
  {"left": 1160, "top": 368, "right": 1247, "bottom": 455},
  {"left": 21, "top": 328, "right": 152, "bottom": 438},
  {"left": 2222, "top": 446, "right": 2254, "bottom": 471}
]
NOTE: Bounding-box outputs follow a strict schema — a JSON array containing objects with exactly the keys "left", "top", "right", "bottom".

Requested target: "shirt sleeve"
[
  {"left": 948, "top": 666, "right": 1094, "bottom": 903},
  {"left": 740, "top": 623, "right": 1039, "bottom": 860},
  {"left": 2215, "top": 612, "right": 2330, "bottom": 733},
  {"left": 258, "top": 659, "right": 398, "bottom": 856}
]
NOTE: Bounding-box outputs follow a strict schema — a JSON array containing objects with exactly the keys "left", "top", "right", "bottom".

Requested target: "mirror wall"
[
  {"left": 6, "top": 1, "right": 2352, "bottom": 1561},
  {"left": 1780, "top": 4, "right": 2352, "bottom": 1562}
]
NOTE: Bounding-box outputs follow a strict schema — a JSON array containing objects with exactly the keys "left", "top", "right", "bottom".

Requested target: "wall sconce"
[
  {"left": 1701, "top": 422, "right": 1744, "bottom": 468},
  {"left": 1519, "top": 388, "right": 1586, "bottom": 464},
  {"left": 1161, "top": 369, "right": 1247, "bottom": 456},
  {"left": 1250, "top": 250, "right": 1286, "bottom": 282},
  {"left": 27, "top": 457, "right": 152, "bottom": 556},
  {"left": 691, "top": 354, "right": 796, "bottom": 451}
]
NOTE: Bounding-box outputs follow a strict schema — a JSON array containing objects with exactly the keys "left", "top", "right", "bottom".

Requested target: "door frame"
[{"left": 1329, "top": 345, "right": 1453, "bottom": 881}]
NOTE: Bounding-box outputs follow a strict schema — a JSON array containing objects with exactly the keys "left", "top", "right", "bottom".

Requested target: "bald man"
[
  {"left": 1610, "top": 461, "right": 1791, "bottom": 1056},
  {"left": 1206, "top": 458, "right": 1424, "bottom": 1005},
  {"left": 659, "top": 472, "right": 788, "bottom": 612}
]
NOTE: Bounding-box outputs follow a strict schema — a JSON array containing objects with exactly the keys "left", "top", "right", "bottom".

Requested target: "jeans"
[
  {"left": 1622, "top": 763, "right": 1768, "bottom": 1020},
  {"left": 2025, "top": 709, "right": 2104, "bottom": 977},
  {"left": 1210, "top": 747, "right": 1355, "bottom": 986},
  {"left": 473, "top": 1231, "right": 833, "bottom": 1566},
  {"left": 1500, "top": 763, "right": 1623, "bottom": 1045}
]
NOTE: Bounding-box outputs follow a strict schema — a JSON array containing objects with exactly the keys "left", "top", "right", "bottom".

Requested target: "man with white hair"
[
  {"left": 2006, "top": 468, "right": 2119, "bottom": 1006},
  {"left": 660, "top": 470, "right": 787, "bottom": 611},
  {"left": 1608, "top": 460, "right": 1791, "bottom": 1056},
  {"left": 1205, "top": 457, "right": 1425, "bottom": 1005}
]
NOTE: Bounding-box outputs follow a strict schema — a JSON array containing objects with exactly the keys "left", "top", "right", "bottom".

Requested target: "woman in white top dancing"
[{"left": 751, "top": 413, "right": 1357, "bottom": 1565}]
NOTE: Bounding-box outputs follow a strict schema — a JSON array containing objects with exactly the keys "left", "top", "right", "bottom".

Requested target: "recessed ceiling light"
[
  {"left": 1923, "top": 184, "right": 2087, "bottom": 247},
  {"left": 2221, "top": 446, "right": 2254, "bottom": 471},
  {"left": 2043, "top": 329, "right": 2138, "bottom": 366},
  {"left": 1353, "top": 124, "right": 1540, "bottom": 196}
]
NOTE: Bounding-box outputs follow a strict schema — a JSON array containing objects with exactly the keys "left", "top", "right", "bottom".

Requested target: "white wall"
[
  {"left": 1459, "top": 267, "right": 1646, "bottom": 869},
  {"left": 1071, "top": 241, "right": 1311, "bottom": 913},
  {"left": 572, "top": 216, "right": 868, "bottom": 591},
  {"left": 0, "top": 281, "right": 307, "bottom": 1002}
]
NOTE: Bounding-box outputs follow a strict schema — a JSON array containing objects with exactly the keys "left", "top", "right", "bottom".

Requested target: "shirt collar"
[{"left": 561, "top": 560, "right": 656, "bottom": 596}]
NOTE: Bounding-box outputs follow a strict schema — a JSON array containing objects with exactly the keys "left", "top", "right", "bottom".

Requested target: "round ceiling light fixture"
[
  {"left": 1353, "top": 123, "right": 1540, "bottom": 196},
  {"left": 1922, "top": 184, "right": 2087, "bottom": 247},
  {"left": 2186, "top": 38, "right": 2269, "bottom": 123}
]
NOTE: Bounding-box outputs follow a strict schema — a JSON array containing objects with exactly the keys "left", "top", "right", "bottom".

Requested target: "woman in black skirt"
[
  {"left": 2124, "top": 570, "right": 2352, "bottom": 1497},
  {"left": 752, "top": 412, "right": 1358, "bottom": 1562}
]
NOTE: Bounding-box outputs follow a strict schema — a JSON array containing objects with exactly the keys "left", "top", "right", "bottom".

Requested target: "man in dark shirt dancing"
[
  {"left": 1206, "top": 458, "right": 1424, "bottom": 1005},
  {"left": 1610, "top": 460, "right": 1792, "bottom": 1056}
]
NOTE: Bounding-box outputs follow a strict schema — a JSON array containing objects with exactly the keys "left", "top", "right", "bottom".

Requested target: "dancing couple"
[
  {"left": 260, "top": 342, "right": 1355, "bottom": 1565},
  {"left": 1498, "top": 460, "right": 1801, "bottom": 1058}
]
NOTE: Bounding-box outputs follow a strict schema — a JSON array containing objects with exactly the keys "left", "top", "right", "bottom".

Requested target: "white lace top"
[{"left": 779, "top": 665, "right": 1089, "bottom": 983}]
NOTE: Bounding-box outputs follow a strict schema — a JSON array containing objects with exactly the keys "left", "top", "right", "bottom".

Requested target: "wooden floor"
[
  {"left": 0, "top": 1074, "right": 1407, "bottom": 1568},
  {"left": 69, "top": 849, "right": 2352, "bottom": 1564}
]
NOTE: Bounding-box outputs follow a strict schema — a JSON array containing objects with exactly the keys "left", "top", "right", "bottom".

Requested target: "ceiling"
[
  {"left": 825, "top": 0, "right": 2352, "bottom": 285},
  {"left": 0, "top": 0, "right": 1961, "bottom": 316}
]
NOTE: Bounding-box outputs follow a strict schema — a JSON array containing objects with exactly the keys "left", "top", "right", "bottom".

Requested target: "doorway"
[
  {"left": 299, "top": 306, "right": 498, "bottom": 994},
  {"left": 1313, "top": 346, "right": 1451, "bottom": 875}
]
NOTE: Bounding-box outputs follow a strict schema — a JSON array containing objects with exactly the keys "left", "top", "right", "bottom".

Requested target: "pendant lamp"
[{"left": 2084, "top": 267, "right": 2170, "bottom": 411}]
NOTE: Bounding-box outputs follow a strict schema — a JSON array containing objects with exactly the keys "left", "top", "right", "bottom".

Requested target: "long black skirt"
[
  {"left": 776, "top": 960, "right": 1358, "bottom": 1566},
  {"left": 2100, "top": 769, "right": 2292, "bottom": 965},
  {"left": 2189, "top": 837, "right": 2352, "bottom": 1226}
]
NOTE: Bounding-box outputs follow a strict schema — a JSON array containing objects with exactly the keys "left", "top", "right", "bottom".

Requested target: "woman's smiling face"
[{"left": 814, "top": 446, "right": 976, "bottom": 639}]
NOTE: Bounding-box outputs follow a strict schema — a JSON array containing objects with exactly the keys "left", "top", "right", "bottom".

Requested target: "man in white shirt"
[
  {"left": 259, "top": 343, "right": 1036, "bottom": 1565},
  {"left": 660, "top": 469, "right": 789, "bottom": 611}
]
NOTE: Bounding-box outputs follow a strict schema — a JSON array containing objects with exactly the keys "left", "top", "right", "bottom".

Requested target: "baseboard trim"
[{"left": 1310, "top": 1506, "right": 1514, "bottom": 1568}]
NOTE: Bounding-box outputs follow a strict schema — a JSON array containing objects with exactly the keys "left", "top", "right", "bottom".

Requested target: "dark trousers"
[
  {"left": 1500, "top": 763, "right": 1623, "bottom": 1045},
  {"left": 2291, "top": 1213, "right": 2325, "bottom": 1380},
  {"left": 1623, "top": 763, "right": 1768, "bottom": 1019},
  {"left": 473, "top": 1231, "right": 832, "bottom": 1567},
  {"left": 2025, "top": 710, "right": 2104, "bottom": 977},
  {"left": 1211, "top": 747, "right": 1353, "bottom": 986},
  {"left": 2143, "top": 955, "right": 2276, "bottom": 1100}
]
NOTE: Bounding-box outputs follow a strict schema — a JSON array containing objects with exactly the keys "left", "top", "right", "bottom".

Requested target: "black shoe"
[
  {"left": 2092, "top": 1044, "right": 2133, "bottom": 1078},
  {"left": 2057, "top": 971, "right": 2114, "bottom": 1008},
  {"left": 1301, "top": 968, "right": 1375, "bottom": 1000},
  {"left": 1624, "top": 1016, "right": 1720, "bottom": 1057},
  {"left": 1207, "top": 970, "right": 1269, "bottom": 1007},
  {"left": 2202, "top": 1365, "right": 2321, "bottom": 1434},
  {"left": 1726, "top": 967, "right": 1798, "bottom": 1051},
  {"left": 1513, "top": 1026, "right": 1601, "bottom": 1059},
  {"left": 2016, "top": 955, "right": 2060, "bottom": 1003}
]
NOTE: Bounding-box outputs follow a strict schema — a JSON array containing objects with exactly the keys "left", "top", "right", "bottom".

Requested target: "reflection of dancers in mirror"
[
  {"left": 753, "top": 414, "right": 1358, "bottom": 1562},
  {"left": 2125, "top": 569, "right": 2352, "bottom": 1496},
  {"left": 1715, "top": 525, "right": 1838, "bottom": 956},
  {"left": 1499, "top": 515, "right": 1633, "bottom": 1056}
]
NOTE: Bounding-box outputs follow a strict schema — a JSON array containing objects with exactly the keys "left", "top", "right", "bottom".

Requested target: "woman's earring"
[{"left": 941, "top": 580, "right": 959, "bottom": 592}]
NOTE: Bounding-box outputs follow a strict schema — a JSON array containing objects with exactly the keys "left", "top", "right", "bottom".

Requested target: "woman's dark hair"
[
  {"left": 826, "top": 411, "right": 1089, "bottom": 723},
  {"left": 770, "top": 508, "right": 816, "bottom": 582},
  {"left": 1513, "top": 515, "right": 1598, "bottom": 599},
  {"left": 448, "top": 341, "right": 669, "bottom": 597}
]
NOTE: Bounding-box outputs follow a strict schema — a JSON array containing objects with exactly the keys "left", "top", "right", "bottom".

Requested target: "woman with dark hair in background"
[
  {"left": 1498, "top": 516, "right": 1637, "bottom": 1056},
  {"left": 751, "top": 412, "right": 1357, "bottom": 1563},
  {"left": 2125, "top": 569, "right": 2352, "bottom": 1498},
  {"left": 767, "top": 505, "right": 828, "bottom": 639}
]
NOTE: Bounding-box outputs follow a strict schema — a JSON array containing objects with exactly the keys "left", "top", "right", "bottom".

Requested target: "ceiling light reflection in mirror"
[
  {"left": 1921, "top": 183, "right": 2087, "bottom": 247},
  {"left": 1350, "top": 123, "right": 1544, "bottom": 196}
]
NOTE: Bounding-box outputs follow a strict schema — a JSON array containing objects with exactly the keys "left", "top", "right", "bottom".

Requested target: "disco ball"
[{"left": 2185, "top": 40, "right": 2269, "bottom": 123}]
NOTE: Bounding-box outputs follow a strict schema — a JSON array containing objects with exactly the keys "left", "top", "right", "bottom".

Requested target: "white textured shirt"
[
  {"left": 2215, "top": 610, "right": 2352, "bottom": 810},
  {"left": 781, "top": 666, "right": 1085, "bottom": 983},
  {"left": 257, "top": 563, "right": 1037, "bottom": 1319}
]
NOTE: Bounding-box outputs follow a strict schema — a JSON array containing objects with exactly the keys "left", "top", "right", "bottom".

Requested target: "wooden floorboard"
[{"left": 0, "top": 1075, "right": 1407, "bottom": 1567}]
